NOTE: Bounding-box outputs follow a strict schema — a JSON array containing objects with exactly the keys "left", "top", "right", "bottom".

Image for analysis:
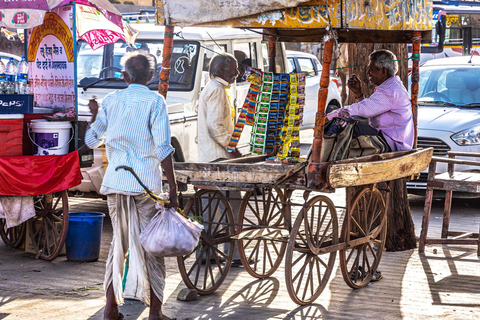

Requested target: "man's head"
[
  {"left": 121, "top": 51, "right": 154, "bottom": 85},
  {"left": 367, "top": 49, "right": 398, "bottom": 86},
  {"left": 209, "top": 53, "right": 239, "bottom": 84}
]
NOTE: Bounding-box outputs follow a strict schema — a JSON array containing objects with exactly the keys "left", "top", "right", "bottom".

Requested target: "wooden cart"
[{"left": 163, "top": 0, "right": 435, "bottom": 305}]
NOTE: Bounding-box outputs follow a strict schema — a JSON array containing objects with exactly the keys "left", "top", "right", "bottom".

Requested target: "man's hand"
[
  {"left": 347, "top": 74, "right": 363, "bottom": 99},
  {"left": 88, "top": 99, "right": 99, "bottom": 123},
  {"left": 166, "top": 189, "right": 178, "bottom": 210}
]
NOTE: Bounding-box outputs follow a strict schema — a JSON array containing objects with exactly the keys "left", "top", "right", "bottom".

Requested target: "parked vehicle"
[
  {"left": 73, "top": 18, "right": 342, "bottom": 196},
  {"left": 408, "top": 55, "right": 480, "bottom": 196},
  {"left": 286, "top": 50, "right": 342, "bottom": 129}
]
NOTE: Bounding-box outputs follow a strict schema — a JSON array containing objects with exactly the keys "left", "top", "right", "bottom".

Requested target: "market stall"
[
  {"left": 151, "top": 0, "right": 435, "bottom": 305},
  {"left": 0, "top": 0, "right": 136, "bottom": 260}
]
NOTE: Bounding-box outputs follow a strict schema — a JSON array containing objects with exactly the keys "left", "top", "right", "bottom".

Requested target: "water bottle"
[
  {"left": 0, "top": 59, "right": 5, "bottom": 94},
  {"left": 16, "top": 56, "right": 28, "bottom": 94},
  {"left": 5, "top": 58, "right": 17, "bottom": 94}
]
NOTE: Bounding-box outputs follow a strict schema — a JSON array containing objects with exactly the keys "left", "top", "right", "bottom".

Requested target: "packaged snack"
[
  {"left": 258, "top": 103, "right": 270, "bottom": 113},
  {"left": 266, "top": 137, "right": 275, "bottom": 146},
  {"left": 256, "top": 114, "right": 268, "bottom": 124},
  {"left": 278, "top": 103, "right": 287, "bottom": 112},
  {"left": 279, "top": 92, "right": 288, "bottom": 102},
  {"left": 280, "top": 74, "right": 289, "bottom": 82},
  {"left": 271, "top": 92, "right": 280, "bottom": 101},
  {"left": 254, "top": 135, "right": 266, "bottom": 144},
  {"left": 262, "top": 82, "right": 273, "bottom": 93},
  {"left": 267, "top": 129, "right": 277, "bottom": 138},
  {"left": 290, "top": 94, "right": 298, "bottom": 105},
  {"left": 297, "top": 94, "right": 306, "bottom": 105},
  {"left": 272, "top": 82, "right": 281, "bottom": 92},
  {"left": 255, "top": 124, "right": 267, "bottom": 134},
  {"left": 246, "top": 68, "right": 263, "bottom": 85},
  {"left": 297, "top": 73, "right": 306, "bottom": 85},
  {"left": 253, "top": 144, "right": 265, "bottom": 154},
  {"left": 267, "top": 121, "right": 277, "bottom": 130},
  {"left": 290, "top": 83, "right": 297, "bottom": 94},
  {"left": 273, "top": 74, "right": 281, "bottom": 82},
  {"left": 264, "top": 146, "right": 275, "bottom": 154},
  {"left": 263, "top": 72, "right": 273, "bottom": 83},
  {"left": 297, "top": 85, "right": 305, "bottom": 94},
  {"left": 260, "top": 93, "right": 272, "bottom": 103},
  {"left": 269, "top": 102, "right": 279, "bottom": 111},
  {"left": 269, "top": 112, "right": 278, "bottom": 120},
  {"left": 290, "top": 73, "right": 298, "bottom": 84}
]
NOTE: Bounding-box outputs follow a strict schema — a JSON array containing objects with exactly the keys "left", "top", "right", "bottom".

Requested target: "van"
[{"left": 72, "top": 16, "right": 341, "bottom": 196}]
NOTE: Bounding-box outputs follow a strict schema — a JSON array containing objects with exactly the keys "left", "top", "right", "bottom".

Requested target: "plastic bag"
[{"left": 140, "top": 206, "right": 203, "bottom": 257}]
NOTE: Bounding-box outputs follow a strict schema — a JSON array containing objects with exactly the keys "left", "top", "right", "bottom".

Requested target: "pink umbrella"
[{"left": 0, "top": 0, "right": 137, "bottom": 50}]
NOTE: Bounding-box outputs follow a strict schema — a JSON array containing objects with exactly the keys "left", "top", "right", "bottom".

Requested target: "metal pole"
[
  {"left": 410, "top": 31, "right": 421, "bottom": 149},
  {"left": 73, "top": 2, "right": 78, "bottom": 150},
  {"left": 311, "top": 34, "right": 334, "bottom": 163},
  {"left": 159, "top": 25, "right": 174, "bottom": 98}
]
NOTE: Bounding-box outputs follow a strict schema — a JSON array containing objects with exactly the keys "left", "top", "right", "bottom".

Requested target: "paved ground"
[{"left": 1, "top": 189, "right": 480, "bottom": 320}]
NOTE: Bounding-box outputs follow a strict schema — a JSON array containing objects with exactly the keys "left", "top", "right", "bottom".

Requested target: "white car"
[
  {"left": 408, "top": 55, "right": 480, "bottom": 196},
  {"left": 286, "top": 50, "right": 342, "bottom": 129}
]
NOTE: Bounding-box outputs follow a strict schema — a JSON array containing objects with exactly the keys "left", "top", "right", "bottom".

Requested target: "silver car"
[{"left": 408, "top": 56, "right": 480, "bottom": 196}]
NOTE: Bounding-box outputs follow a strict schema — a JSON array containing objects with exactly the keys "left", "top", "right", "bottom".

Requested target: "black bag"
[
  {"left": 348, "top": 117, "right": 390, "bottom": 157},
  {"left": 321, "top": 117, "right": 357, "bottom": 162},
  {"left": 321, "top": 117, "right": 389, "bottom": 162}
]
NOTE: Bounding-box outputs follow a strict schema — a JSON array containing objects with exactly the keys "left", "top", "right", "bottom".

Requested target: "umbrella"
[
  {"left": 0, "top": 0, "right": 65, "bottom": 28},
  {"left": 0, "top": 0, "right": 137, "bottom": 50}
]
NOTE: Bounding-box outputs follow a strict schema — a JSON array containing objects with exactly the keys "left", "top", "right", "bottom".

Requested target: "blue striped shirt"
[{"left": 85, "top": 84, "right": 174, "bottom": 194}]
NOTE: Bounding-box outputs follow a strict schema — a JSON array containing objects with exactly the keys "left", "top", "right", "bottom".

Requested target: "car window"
[
  {"left": 297, "top": 57, "right": 316, "bottom": 76},
  {"left": 261, "top": 42, "right": 285, "bottom": 73},
  {"left": 233, "top": 42, "right": 259, "bottom": 82},
  {"left": 287, "top": 57, "right": 296, "bottom": 73},
  {"left": 77, "top": 40, "right": 200, "bottom": 91},
  {"left": 203, "top": 44, "right": 227, "bottom": 72}
]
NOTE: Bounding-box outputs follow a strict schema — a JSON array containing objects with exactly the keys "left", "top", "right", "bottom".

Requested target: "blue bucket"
[{"left": 66, "top": 212, "right": 105, "bottom": 262}]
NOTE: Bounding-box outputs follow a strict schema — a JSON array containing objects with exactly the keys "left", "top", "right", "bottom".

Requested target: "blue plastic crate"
[{"left": 0, "top": 94, "right": 34, "bottom": 114}]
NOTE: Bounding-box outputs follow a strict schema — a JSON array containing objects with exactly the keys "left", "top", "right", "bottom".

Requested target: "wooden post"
[
  {"left": 311, "top": 34, "right": 334, "bottom": 163},
  {"left": 266, "top": 29, "right": 277, "bottom": 73},
  {"left": 159, "top": 25, "right": 174, "bottom": 98},
  {"left": 410, "top": 31, "right": 421, "bottom": 149}
]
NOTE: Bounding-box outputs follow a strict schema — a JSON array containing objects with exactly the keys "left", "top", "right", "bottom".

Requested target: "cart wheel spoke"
[
  {"left": 177, "top": 190, "right": 235, "bottom": 295},
  {"left": 286, "top": 195, "right": 338, "bottom": 305},
  {"left": 0, "top": 218, "right": 26, "bottom": 248},
  {"left": 27, "top": 191, "right": 68, "bottom": 261},
  {"left": 340, "top": 187, "right": 387, "bottom": 289},
  {"left": 237, "top": 188, "right": 288, "bottom": 278}
]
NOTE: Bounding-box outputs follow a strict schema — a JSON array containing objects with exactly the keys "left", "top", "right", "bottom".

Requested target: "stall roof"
[{"left": 155, "top": 0, "right": 433, "bottom": 43}]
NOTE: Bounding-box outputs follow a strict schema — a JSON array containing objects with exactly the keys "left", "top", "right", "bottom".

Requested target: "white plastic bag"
[{"left": 140, "top": 205, "right": 203, "bottom": 257}]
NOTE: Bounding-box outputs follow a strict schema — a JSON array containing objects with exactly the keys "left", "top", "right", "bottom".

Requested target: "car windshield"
[
  {"left": 77, "top": 40, "right": 199, "bottom": 91},
  {"left": 417, "top": 66, "right": 480, "bottom": 106}
]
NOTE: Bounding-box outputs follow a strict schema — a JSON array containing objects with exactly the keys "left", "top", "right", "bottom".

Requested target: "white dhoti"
[{"left": 104, "top": 194, "right": 166, "bottom": 306}]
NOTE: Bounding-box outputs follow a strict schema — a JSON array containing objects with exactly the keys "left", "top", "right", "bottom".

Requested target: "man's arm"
[
  {"left": 161, "top": 153, "right": 178, "bottom": 209},
  {"left": 85, "top": 99, "right": 108, "bottom": 149}
]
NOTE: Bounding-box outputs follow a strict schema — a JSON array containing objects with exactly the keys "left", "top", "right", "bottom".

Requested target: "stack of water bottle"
[{"left": 0, "top": 56, "right": 29, "bottom": 95}]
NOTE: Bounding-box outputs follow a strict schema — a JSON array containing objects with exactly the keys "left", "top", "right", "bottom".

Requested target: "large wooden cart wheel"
[
  {"left": 237, "top": 187, "right": 288, "bottom": 278},
  {"left": 285, "top": 195, "right": 339, "bottom": 305},
  {"left": 27, "top": 191, "right": 69, "bottom": 261},
  {"left": 177, "top": 190, "right": 235, "bottom": 295},
  {"left": 339, "top": 186, "right": 387, "bottom": 289},
  {"left": 0, "top": 219, "right": 26, "bottom": 248}
]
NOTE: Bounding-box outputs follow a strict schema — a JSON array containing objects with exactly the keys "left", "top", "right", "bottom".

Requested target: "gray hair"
[
  {"left": 369, "top": 49, "right": 398, "bottom": 77},
  {"left": 120, "top": 50, "right": 154, "bottom": 83},
  {"left": 209, "top": 53, "right": 237, "bottom": 79}
]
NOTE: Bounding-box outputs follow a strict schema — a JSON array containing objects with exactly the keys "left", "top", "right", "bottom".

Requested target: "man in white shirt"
[
  {"left": 197, "top": 54, "right": 244, "bottom": 266},
  {"left": 198, "top": 53, "right": 241, "bottom": 162}
]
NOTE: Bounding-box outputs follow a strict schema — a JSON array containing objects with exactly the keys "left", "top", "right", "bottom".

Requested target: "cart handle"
[{"left": 115, "top": 165, "right": 164, "bottom": 202}]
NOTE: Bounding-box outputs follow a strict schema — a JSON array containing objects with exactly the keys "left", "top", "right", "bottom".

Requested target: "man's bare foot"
[{"left": 104, "top": 311, "right": 123, "bottom": 320}]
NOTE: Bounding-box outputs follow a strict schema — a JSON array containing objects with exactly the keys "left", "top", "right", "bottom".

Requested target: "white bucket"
[{"left": 30, "top": 119, "right": 72, "bottom": 155}]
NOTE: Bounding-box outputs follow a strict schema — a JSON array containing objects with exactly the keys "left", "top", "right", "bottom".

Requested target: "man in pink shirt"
[{"left": 327, "top": 49, "right": 413, "bottom": 152}]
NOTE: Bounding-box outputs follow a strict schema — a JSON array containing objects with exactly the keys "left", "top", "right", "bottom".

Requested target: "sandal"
[{"left": 370, "top": 270, "right": 383, "bottom": 282}]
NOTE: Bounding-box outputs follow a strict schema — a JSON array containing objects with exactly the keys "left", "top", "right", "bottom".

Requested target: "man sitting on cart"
[
  {"left": 86, "top": 51, "right": 177, "bottom": 320},
  {"left": 327, "top": 49, "right": 414, "bottom": 282},
  {"left": 327, "top": 49, "right": 414, "bottom": 152}
]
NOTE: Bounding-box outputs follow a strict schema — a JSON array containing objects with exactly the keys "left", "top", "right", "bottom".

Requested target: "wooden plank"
[
  {"left": 174, "top": 162, "right": 296, "bottom": 184},
  {"left": 327, "top": 148, "right": 433, "bottom": 188},
  {"left": 430, "top": 156, "right": 480, "bottom": 167}
]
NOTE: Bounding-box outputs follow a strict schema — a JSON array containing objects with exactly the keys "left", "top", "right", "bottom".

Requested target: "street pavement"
[{"left": 1, "top": 189, "right": 480, "bottom": 319}]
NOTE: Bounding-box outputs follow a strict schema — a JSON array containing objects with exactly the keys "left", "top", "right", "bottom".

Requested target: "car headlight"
[{"left": 451, "top": 125, "right": 480, "bottom": 145}]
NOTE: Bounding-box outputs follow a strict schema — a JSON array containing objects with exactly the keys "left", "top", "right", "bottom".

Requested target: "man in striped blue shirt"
[{"left": 86, "top": 51, "right": 177, "bottom": 320}]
